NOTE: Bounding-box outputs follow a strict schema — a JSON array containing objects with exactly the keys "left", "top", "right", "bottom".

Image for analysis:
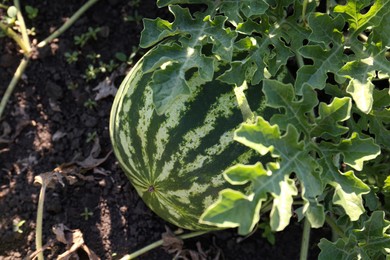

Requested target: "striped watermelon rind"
[{"left": 109, "top": 48, "right": 270, "bottom": 230}]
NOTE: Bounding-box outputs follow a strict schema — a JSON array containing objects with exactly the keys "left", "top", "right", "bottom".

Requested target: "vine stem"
[
  {"left": 36, "top": 182, "right": 47, "bottom": 260},
  {"left": 0, "top": 22, "right": 30, "bottom": 54},
  {"left": 119, "top": 231, "right": 209, "bottom": 260},
  {"left": 0, "top": 58, "right": 29, "bottom": 119},
  {"left": 299, "top": 218, "right": 311, "bottom": 260},
  {"left": 325, "top": 215, "right": 346, "bottom": 240},
  {"left": 37, "top": 0, "right": 100, "bottom": 48},
  {"left": 14, "top": 0, "right": 31, "bottom": 53},
  {"left": 302, "top": 0, "right": 309, "bottom": 26},
  {"left": 234, "top": 81, "right": 254, "bottom": 122}
]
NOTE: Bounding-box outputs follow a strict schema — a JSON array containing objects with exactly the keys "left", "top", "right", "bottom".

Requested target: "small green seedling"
[
  {"left": 86, "top": 52, "right": 101, "bottom": 62},
  {"left": 86, "top": 131, "right": 97, "bottom": 143},
  {"left": 84, "top": 98, "right": 97, "bottom": 109},
  {"left": 85, "top": 26, "right": 100, "bottom": 40},
  {"left": 13, "top": 219, "right": 26, "bottom": 233},
  {"left": 124, "top": 10, "right": 142, "bottom": 24},
  {"left": 67, "top": 82, "right": 79, "bottom": 90},
  {"left": 84, "top": 64, "right": 99, "bottom": 81},
  {"left": 6, "top": 5, "right": 17, "bottom": 23},
  {"left": 80, "top": 207, "right": 93, "bottom": 220},
  {"left": 74, "top": 26, "right": 101, "bottom": 47},
  {"left": 25, "top": 5, "right": 38, "bottom": 20},
  {"left": 114, "top": 52, "right": 128, "bottom": 62},
  {"left": 64, "top": 51, "right": 79, "bottom": 64}
]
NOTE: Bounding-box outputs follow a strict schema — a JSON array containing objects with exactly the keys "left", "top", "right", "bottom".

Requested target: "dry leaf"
[
  {"left": 76, "top": 137, "right": 112, "bottom": 170},
  {"left": 52, "top": 223, "right": 100, "bottom": 260},
  {"left": 162, "top": 227, "right": 184, "bottom": 254},
  {"left": 0, "top": 121, "right": 11, "bottom": 143},
  {"left": 93, "top": 77, "right": 117, "bottom": 101},
  {"left": 34, "top": 171, "right": 64, "bottom": 189},
  {"left": 52, "top": 130, "right": 67, "bottom": 141}
]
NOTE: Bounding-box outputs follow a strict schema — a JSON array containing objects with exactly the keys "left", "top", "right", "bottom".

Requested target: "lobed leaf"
[
  {"left": 319, "top": 211, "right": 390, "bottom": 259},
  {"left": 217, "top": 0, "right": 269, "bottom": 25},
  {"left": 200, "top": 189, "right": 264, "bottom": 235},
  {"left": 338, "top": 132, "right": 381, "bottom": 171},
  {"left": 141, "top": 44, "right": 214, "bottom": 114},
  {"left": 311, "top": 97, "right": 352, "bottom": 139}
]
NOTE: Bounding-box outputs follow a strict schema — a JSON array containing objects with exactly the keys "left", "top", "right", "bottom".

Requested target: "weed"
[
  {"left": 25, "top": 5, "right": 38, "bottom": 20},
  {"left": 124, "top": 10, "right": 142, "bottom": 24},
  {"left": 74, "top": 26, "right": 100, "bottom": 47},
  {"left": 80, "top": 207, "right": 93, "bottom": 220},
  {"left": 114, "top": 52, "right": 127, "bottom": 62},
  {"left": 64, "top": 51, "right": 79, "bottom": 64},
  {"left": 84, "top": 98, "right": 97, "bottom": 109},
  {"left": 86, "top": 131, "right": 97, "bottom": 143},
  {"left": 12, "top": 219, "right": 26, "bottom": 233},
  {"left": 86, "top": 52, "right": 101, "bottom": 63},
  {"left": 67, "top": 82, "right": 79, "bottom": 90}
]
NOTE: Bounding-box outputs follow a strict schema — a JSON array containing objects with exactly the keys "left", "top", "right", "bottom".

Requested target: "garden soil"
[{"left": 0, "top": 1, "right": 330, "bottom": 259}]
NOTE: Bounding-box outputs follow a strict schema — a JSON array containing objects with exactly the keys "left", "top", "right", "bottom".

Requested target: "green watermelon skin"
[{"left": 109, "top": 52, "right": 268, "bottom": 231}]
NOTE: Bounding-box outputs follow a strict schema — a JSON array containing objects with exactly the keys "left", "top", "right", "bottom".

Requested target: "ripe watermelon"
[{"left": 109, "top": 51, "right": 270, "bottom": 231}]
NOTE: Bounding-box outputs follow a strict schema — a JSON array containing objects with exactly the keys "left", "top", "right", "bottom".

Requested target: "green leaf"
[
  {"left": 269, "top": 175, "right": 297, "bottom": 231},
  {"left": 217, "top": 0, "right": 269, "bottom": 25},
  {"left": 371, "top": 109, "right": 390, "bottom": 147},
  {"left": 142, "top": 43, "right": 214, "bottom": 114},
  {"left": 201, "top": 158, "right": 297, "bottom": 234},
  {"left": 311, "top": 97, "right": 352, "bottom": 139},
  {"left": 141, "top": 5, "right": 237, "bottom": 60},
  {"left": 334, "top": 0, "right": 390, "bottom": 34},
  {"left": 219, "top": 2, "right": 307, "bottom": 86},
  {"left": 383, "top": 176, "right": 390, "bottom": 192},
  {"left": 306, "top": 12, "right": 345, "bottom": 46},
  {"left": 331, "top": 176, "right": 368, "bottom": 221},
  {"left": 262, "top": 80, "right": 318, "bottom": 133},
  {"left": 231, "top": 118, "right": 324, "bottom": 231},
  {"left": 139, "top": 5, "right": 242, "bottom": 113},
  {"left": 200, "top": 189, "right": 264, "bottom": 235},
  {"left": 340, "top": 59, "right": 375, "bottom": 114},
  {"left": 294, "top": 13, "right": 345, "bottom": 92},
  {"left": 333, "top": 0, "right": 390, "bottom": 113},
  {"left": 319, "top": 211, "right": 390, "bottom": 259},
  {"left": 226, "top": 162, "right": 298, "bottom": 232},
  {"left": 338, "top": 132, "right": 381, "bottom": 171},
  {"left": 318, "top": 235, "right": 362, "bottom": 260},
  {"left": 296, "top": 44, "right": 344, "bottom": 93},
  {"left": 140, "top": 18, "right": 175, "bottom": 47}
]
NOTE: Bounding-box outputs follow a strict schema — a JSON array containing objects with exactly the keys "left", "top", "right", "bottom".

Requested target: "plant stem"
[
  {"left": 0, "top": 57, "right": 30, "bottom": 120},
  {"left": 0, "top": 22, "right": 30, "bottom": 54},
  {"left": 234, "top": 81, "right": 254, "bottom": 122},
  {"left": 299, "top": 218, "right": 311, "bottom": 260},
  {"left": 302, "top": 0, "right": 309, "bottom": 26},
  {"left": 14, "top": 0, "right": 31, "bottom": 53},
  {"left": 325, "top": 215, "right": 346, "bottom": 239},
  {"left": 36, "top": 183, "right": 47, "bottom": 260},
  {"left": 37, "top": 0, "right": 100, "bottom": 48},
  {"left": 120, "top": 231, "right": 209, "bottom": 260}
]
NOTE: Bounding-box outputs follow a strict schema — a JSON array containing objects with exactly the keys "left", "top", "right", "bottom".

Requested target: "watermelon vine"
[{"left": 110, "top": 0, "right": 390, "bottom": 258}]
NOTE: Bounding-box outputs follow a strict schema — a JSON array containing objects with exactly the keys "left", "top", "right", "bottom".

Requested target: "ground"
[{"left": 0, "top": 1, "right": 330, "bottom": 259}]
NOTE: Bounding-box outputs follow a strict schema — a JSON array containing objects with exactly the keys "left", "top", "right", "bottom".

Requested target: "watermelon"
[{"left": 109, "top": 50, "right": 270, "bottom": 231}]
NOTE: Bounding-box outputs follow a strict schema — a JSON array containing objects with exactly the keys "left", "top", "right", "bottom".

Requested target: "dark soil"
[{"left": 0, "top": 1, "right": 330, "bottom": 259}]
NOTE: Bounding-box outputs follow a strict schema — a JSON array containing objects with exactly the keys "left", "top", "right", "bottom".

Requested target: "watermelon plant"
[{"left": 110, "top": 0, "right": 390, "bottom": 258}]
